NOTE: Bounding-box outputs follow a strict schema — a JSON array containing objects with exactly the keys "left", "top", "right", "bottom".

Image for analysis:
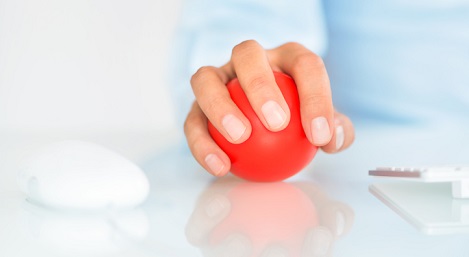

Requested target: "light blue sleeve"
[
  {"left": 169, "top": 0, "right": 327, "bottom": 127},
  {"left": 324, "top": 0, "right": 469, "bottom": 127}
]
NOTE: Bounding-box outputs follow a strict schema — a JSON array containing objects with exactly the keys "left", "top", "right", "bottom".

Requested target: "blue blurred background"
[{"left": 172, "top": 0, "right": 469, "bottom": 130}]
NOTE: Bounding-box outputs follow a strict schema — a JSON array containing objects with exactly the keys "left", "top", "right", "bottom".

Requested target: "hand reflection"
[{"left": 186, "top": 177, "right": 354, "bottom": 257}]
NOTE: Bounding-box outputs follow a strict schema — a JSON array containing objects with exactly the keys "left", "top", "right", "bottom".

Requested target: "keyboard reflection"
[
  {"left": 186, "top": 177, "right": 355, "bottom": 257},
  {"left": 370, "top": 181, "right": 469, "bottom": 235}
]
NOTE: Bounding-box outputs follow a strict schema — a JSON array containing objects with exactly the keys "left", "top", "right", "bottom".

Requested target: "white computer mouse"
[{"left": 17, "top": 140, "right": 150, "bottom": 210}]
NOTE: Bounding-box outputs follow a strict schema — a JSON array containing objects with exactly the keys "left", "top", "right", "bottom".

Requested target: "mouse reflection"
[
  {"left": 18, "top": 201, "right": 149, "bottom": 255},
  {"left": 186, "top": 177, "right": 355, "bottom": 257}
]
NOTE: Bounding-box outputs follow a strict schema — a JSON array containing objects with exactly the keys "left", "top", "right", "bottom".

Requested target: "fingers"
[
  {"left": 185, "top": 178, "right": 252, "bottom": 255},
  {"left": 188, "top": 40, "right": 355, "bottom": 180},
  {"left": 302, "top": 227, "right": 334, "bottom": 257},
  {"left": 230, "top": 40, "right": 291, "bottom": 131},
  {"left": 321, "top": 111, "right": 355, "bottom": 153},
  {"left": 293, "top": 182, "right": 355, "bottom": 239},
  {"left": 199, "top": 233, "right": 252, "bottom": 257},
  {"left": 271, "top": 42, "right": 334, "bottom": 147},
  {"left": 191, "top": 66, "right": 251, "bottom": 144},
  {"left": 184, "top": 102, "right": 231, "bottom": 176},
  {"left": 318, "top": 200, "right": 355, "bottom": 239},
  {"left": 185, "top": 193, "right": 232, "bottom": 245}
]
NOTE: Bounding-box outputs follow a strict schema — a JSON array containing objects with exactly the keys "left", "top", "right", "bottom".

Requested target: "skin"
[{"left": 184, "top": 40, "right": 355, "bottom": 176}]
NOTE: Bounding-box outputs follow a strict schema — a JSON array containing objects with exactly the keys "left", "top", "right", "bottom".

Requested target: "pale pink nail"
[
  {"left": 335, "top": 125, "right": 345, "bottom": 150},
  {"left": 311, "top": 117, "right": 331, "bottom": 145},
  {"left": 222, "top": 114, "right": 246, "bottom": 141},
  {"left": 261, "top": 100, "right": 287, "bottom": 130},
  {"left": 205, "top": 196, "right": 230, "bottom": 218},
  {"left": 205, "top": 154, "right": 225, "bottom": 175}
]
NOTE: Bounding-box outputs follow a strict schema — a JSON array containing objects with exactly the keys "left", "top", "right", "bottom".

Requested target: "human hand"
[{"left": 184, "top": 40, "right": 355, "bottom": 176}]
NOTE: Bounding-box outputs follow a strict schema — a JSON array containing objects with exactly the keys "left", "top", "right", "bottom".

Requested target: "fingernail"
[
  {"left": 205, "top": 154, "right": 225, "bottom": 176},
  {"left": 305, "top": 228, "right": 333, "bottom": 256},
  {"left": 205, "top": 195, "right": 230, "bottom": 218},
  {"left": 222, "top": 114, "right": 247, "bottom": 141},
  {"left": 261, "top": 246, "right": 288, "bottom": 257},
  {"left": 311, "top": 116, "right": 331, "bottom": 145},
  {"left": 261, "top": 100, "right": 287, "bottom": 130},
  {"left": 335, "top": 125, "right": 345, "bottom": 150},
  {"left": 336, "top": 211, "right": 345, "bottom": 236},
  {"left": 224, "top": 234, "right": 251, "bottom": 256}
]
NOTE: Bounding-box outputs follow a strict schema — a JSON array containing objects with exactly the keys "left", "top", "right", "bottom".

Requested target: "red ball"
[
  {"left": 209, "top": 183, "right": 318, "bottom": 254},
  {"left": 208, "top": 72, "right": 318, "bottom": 182}
]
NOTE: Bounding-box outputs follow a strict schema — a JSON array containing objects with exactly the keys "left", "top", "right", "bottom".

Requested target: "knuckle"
[
  {"left": 232, "top": 39, "right": 260, "bottom": 56},
  {"left": 188, "top": 136, "right": 209, "bottom": 160},
  {"left": 184, "top": 119, "right": 208, "bottom": 154},
  {"left": 184, "top": 114, "right": 198, "bottom": 136},
  {"left": 184, "top": 103, "right": 204, "bottom": 136},
  {"left": 292, "top": 53, "right": 324, "bottom": 72},
  {"left": 190, "top": 66, "right": 216, "bottom": 87},
  {"left": 282, "top": 41, "right": 304, "bottom": 50},
  {"left": 245, "top": 75, "right": 271, "bottom": 93},
  {"left": 191, "top": 137, "right": 205, "bottom": 154},
  {"left": 303, "top": 94, "right": 331, "bottom": 109},
  {"left": 205, "top": 95, "right": 229, "bottom": 116}
]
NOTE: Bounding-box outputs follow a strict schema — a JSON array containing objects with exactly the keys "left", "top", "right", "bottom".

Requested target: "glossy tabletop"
[{"left": 1, "top": 124, "right": 468, "bottom": 257}]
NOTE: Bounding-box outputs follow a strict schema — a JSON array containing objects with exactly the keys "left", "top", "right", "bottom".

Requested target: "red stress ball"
[{"left": 208, "top": 72, "right": 318, "bottom": 182}]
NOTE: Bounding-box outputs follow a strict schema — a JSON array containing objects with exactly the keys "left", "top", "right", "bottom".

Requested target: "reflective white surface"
[
  {"left": 370, "top": 181, "right": 469, "bottom": 235},
  {"left": 1, "top": 124, "right": 469, "bottom": 256}
]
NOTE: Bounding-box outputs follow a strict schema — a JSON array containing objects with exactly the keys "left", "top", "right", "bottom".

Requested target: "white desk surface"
[{"left": 1, "top": 124, "right": 468, "bottom": 257}]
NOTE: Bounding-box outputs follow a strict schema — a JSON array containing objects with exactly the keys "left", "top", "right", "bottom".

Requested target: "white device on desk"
[
  {"left": 17, "top": 140, "right": 150, "bottom": 210},
  {"left": 369, "top": 166, "right": 469, "bottom": 198}
]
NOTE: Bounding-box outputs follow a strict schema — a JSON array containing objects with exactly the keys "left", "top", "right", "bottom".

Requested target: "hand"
[{"left": 184, "top": 40, "right": 355, "bottom": 176}]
